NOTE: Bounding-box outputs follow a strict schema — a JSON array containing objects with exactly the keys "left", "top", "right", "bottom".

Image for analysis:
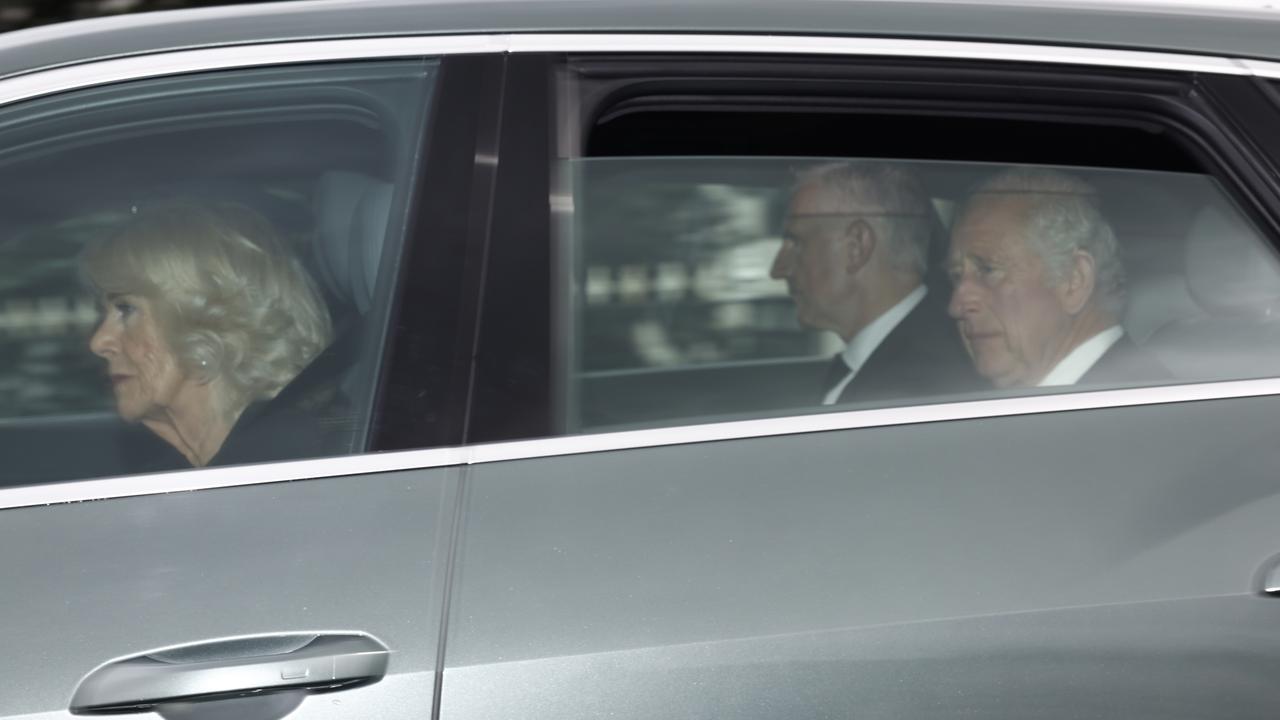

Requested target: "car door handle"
[{"left": 70, "top": 632, "right": 389, "bottom": 716}]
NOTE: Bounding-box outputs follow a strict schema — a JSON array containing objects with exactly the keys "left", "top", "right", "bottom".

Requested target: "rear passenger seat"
[{"left": 1141, "top": 201, "right": 1280, "bottom": 381}]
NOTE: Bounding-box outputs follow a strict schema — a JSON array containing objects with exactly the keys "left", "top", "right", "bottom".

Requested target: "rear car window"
[{"left": 561, "top": 156, "right": 1280, "bottom": 432}]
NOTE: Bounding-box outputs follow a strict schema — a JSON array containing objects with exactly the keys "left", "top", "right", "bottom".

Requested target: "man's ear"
[
  {"left": 843, "top": 219, "right": 876, "bottom": 275},
  {"left": 1057, "top": 249, "right": 1097, "bottom": 314}
]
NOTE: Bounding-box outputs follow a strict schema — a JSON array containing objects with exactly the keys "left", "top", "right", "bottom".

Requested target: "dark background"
[{"left": 0, "top": 0, "right": 284, "bottom": 32}]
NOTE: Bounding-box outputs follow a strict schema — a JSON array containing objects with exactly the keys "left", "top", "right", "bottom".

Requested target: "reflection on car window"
[
  {"left": 0, "top": 60, "right": 436, "bottom": 486},
  {"left": 563, "top": 157, "right": 1280, "bottom": 431}
]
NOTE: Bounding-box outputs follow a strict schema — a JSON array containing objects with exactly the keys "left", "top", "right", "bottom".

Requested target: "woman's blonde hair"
[{"left": 82, "top": 202, "right": 333, "bottom": 417}]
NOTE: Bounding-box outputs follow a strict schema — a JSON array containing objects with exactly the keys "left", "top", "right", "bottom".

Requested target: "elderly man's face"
[
  {"left": 947, "top": 195, "right": 1075, "bottom": 388},
  {"left": 770, "top": 184, "right": 862, "bottom": 334}
]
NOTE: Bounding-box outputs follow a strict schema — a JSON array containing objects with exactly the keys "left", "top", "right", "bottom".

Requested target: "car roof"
[{"left": 1, "top": 0, "right": 1280, "bottom": 80}]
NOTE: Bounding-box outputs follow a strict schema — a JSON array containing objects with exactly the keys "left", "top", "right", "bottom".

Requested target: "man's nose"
[
  {"left": 769, "top": 242, "right": 794, "bottom": 280},
  {"left": 948, "top": 274, "right": 978, "bottom": 320}
]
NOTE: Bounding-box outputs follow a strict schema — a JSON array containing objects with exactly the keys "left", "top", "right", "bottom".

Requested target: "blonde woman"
[{"left": 83, "top": 202, "right": 332, "bottom": 468}]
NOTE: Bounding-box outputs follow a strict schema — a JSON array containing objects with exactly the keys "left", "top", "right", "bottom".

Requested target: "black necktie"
[{"left": 823, "top": 352, "right": 851, "bottom": 399}]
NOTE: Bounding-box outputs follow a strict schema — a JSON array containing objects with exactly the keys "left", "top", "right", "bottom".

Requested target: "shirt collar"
[
  {"left": 823, "top": 285, "right": 927, "bottom": 404},
  {"left": 1037, "top": 325, "right": 1124, "bottom": 387}
]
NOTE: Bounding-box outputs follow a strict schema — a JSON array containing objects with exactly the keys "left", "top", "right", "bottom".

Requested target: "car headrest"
[
  {"left": 313, "top": 171, "right": 394, "bottom": 315},
  {"left": 1185, "top": 204, "right": 1280, "bottom": 318},
  {"left": 1122, "top": 272, "right": 1204, "bottom": 345}
]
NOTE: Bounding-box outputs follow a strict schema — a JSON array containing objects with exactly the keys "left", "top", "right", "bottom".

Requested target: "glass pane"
[
  {"left": 0, "top": 59, "right": 436, "bottom": 485},
  {"left": 561, "top": 157, "right": 1280, "bottom": 431}
]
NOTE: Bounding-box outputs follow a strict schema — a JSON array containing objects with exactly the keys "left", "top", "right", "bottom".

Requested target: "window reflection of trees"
[{"left": 0, "top": 213, "right": 124, "bottom": 419}]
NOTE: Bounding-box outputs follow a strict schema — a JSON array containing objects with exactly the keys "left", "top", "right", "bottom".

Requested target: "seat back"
[
  {"left": 266, "top": 171, "right": 396, "bottom": 453},
  {"left": 312, "top": 170, "right": 395, "bottom": 315},
  {"left": 1144, "top": 202, "right": 1280, "bottom": 380}
]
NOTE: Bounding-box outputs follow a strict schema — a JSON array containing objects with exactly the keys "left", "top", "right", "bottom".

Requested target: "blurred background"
[{"left": 0, "top": 0, "right": 282, "bottom": 32}]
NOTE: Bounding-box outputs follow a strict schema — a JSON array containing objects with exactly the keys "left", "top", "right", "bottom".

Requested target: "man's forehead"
[
  {"left": 962, "top": 190, "right": 1035, "bottom": 218},
  {"left": 950, "top": 196, "right": 1035, "bottom": 256},
  {"left": 788, "top": 182, "right": 878, "bottom": 217},
  {"left": 957, "top": 193, "right": 1035, "bottom": 232}
]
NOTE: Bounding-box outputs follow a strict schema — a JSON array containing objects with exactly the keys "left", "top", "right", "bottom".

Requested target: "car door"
[
  {"left": 0, "top": 41, "right": 501, "bottom": 719},
  {"left": 439, "top": 41, "right": 1280, "bottom": 719}
]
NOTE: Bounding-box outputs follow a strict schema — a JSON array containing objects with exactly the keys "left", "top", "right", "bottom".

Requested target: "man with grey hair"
[
  {"left": 771, "top": 161, "right": 975, "bottom": 404},
  {"left": 947, "top": 167, "right": 1165, "bottom": 388}
]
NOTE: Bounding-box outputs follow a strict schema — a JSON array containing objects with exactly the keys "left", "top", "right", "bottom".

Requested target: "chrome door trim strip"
[
  {"left": 507, "top": 34, "right": 1250, "bottom": 75},
  {"left": 1238, "top": 58, "right": 1280, "bottom": 78},
  {"left": 0, "top": 35, "right": 506, "bottom": 106},
  {"left": 4, "top": 377, "right": 1280, "bottom": 510},
  {"left": 0, "top": 33, "right": 1258, "bottom": 109},
  {"left": 0, "top": 446, "right": 470, "bottom": 512}
]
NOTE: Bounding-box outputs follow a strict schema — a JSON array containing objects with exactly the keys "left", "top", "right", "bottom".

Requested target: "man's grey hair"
[
  {"left": 965, "top": 167, "right": 1126, "bottom": 315},
  {"left": 793, "top": 161, "right": 933, "bottom": 274}
]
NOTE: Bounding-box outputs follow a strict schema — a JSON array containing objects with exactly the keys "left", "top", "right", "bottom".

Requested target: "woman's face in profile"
[{"left": 89, "top": 294, "right": 190, "bottom": 422}]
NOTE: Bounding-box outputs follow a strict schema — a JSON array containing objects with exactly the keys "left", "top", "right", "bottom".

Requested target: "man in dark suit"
[
  {"left": 947, "top": 167, "right": 1167, "bottom": 389},
  {"left": 770, "top": 162, "right": 976, "bottom": 405}
]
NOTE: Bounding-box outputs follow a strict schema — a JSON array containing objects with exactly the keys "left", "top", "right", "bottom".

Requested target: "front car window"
[{"left": 0, "top": 59, "right": 436, "bottom": 485}]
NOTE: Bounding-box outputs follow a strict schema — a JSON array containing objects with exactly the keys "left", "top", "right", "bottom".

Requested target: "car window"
[
  {"left": 562, "top": 156, "right": 1280, "bottom": 431},
  {"left": 462, "top": 57, "right": 1280, "bottom": 442},
  {"left": 0, "top": 59, "right": 437, "bottom": 486}
]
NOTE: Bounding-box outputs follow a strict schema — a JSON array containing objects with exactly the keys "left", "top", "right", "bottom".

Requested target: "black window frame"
[{"left": 370, "top": 53, "right": 508, "bottom": 452}]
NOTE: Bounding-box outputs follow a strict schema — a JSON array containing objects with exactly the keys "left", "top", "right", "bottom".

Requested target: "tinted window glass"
[
  {"left": 0, "top": 59, "right": 436, "bottom": 485},
  {"left": 561, "top": 157, "right": 1280, "bottom": 432}
]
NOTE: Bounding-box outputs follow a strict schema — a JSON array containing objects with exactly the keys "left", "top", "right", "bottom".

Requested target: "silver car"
[{"left": 4, "top": 1, "right": 1280, "bottom": 718}]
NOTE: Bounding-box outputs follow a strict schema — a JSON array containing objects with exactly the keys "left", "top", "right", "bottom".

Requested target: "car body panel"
[
  {"left": 0, "top": 468, "right": 459, "bottom": 717},
  {"left": 443, "top": 395, "right": 1280, "bottom": 717}
]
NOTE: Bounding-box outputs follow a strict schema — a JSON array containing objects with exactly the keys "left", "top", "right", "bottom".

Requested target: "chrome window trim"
[
  {"left": 4, "top": 377, "right": 1280, "bottom": 510},
  {"left": 509, "top": 34, "right": 1250, "bottom": 74},
  {"left": 0, "top": 35, "right": 506, "bottom": 106},
  {"left": 0, "top": 33, "right": 1260, "bottom": 109},
  {"left": 1238, "top": 58, "right": 1280, "bottom": 79}
]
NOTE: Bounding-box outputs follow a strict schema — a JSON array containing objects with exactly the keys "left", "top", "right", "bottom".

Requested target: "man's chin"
[{"left": 974, "top": 358, "right": 1024, "bottom": 389}]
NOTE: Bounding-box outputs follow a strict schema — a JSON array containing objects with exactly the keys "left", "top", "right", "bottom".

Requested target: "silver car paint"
[
  {"left": 443, "top": 396, "right": 1280, "bottom": 717},
  {"left": 5, "top": 0, "right": 1280, "bottom": 80},
  {"left": 0, "top": 469, "right": 458, "bottom": 717}
]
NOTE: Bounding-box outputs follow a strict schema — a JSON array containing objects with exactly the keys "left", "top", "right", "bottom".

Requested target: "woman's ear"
[
  {"left": 194, "top": 357, "right": 216, "bottom": 385},
  {"left": 189, "top": 345, "right": 220, "bottom": 385},
  {"left": 1058, "top": 249, "right": 1097, "bottom": 315}
]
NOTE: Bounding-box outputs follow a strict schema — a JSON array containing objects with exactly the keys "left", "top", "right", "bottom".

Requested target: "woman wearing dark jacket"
[{"left": 83, "top": 202, "right": 332, "bottom": 468}]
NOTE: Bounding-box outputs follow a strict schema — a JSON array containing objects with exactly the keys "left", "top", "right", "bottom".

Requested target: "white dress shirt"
[
  {"left": 823, "top": 285, "right": 927, "bottom": 405},
  {"left": 1037, "top": 325, "right": 1124, "bottom": 387}
]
